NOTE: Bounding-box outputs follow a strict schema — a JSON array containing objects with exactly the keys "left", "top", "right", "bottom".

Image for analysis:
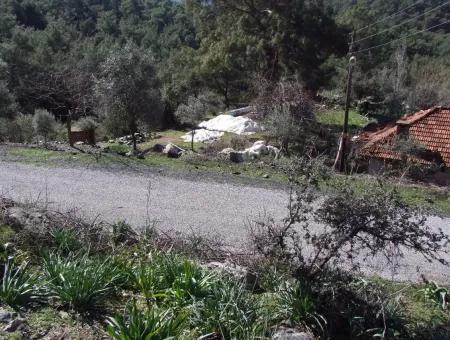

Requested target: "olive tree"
[
  {"left": 253, "top": 80, "right": 315, "bottom": 155},
  {"left": 95, "top": 42, "right": 164, "bottom": 151},
  {"left": 175, "top": 96, "right": 208, "bottom": 151},
  {"left": 32, "top": 109, "right": 56, "bottom": 144}
]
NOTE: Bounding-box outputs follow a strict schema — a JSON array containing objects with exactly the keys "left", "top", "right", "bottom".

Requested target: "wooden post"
[{"left": 339, "top": 55, "right": 356, "bottom": 172}]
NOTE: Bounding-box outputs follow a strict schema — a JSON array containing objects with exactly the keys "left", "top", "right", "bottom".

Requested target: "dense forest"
[{"left": 0, "top": 0, "right": 449, "bottom": 139}]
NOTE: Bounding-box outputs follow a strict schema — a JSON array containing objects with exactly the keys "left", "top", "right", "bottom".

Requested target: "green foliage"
[
  {"left": 15, "top": 113, "right": 35, "bottom": 143},
  {"left": 95, "top": 42, "right": 164, "bottom": 144},
  {"left": 112, "top": 220, "right": 137, "bottom": 246},
  {"left": 50, "top": 229, "right": 83, "bottom": 255},
  {"left": 132, "top": 252, "right": 216, "bottom": 303},
  {"left": 75, "top": 117, "right": 97, "bottom": 131},
  {"left": 32, "top": 109, "right": 56, "bottom": 143},
  {"left": 107, "top": 302, "right": 189, "bottom": 340},
  {"left": 420, "top": 282, "right": 449, "bottom": 311},
  {"left": 0, "top": 257, "right": 42, "bottom": 307},
  {"left": 328, "top": 0, "right": 450, "bottom": 118},
  {"left": 190, "top": 277, "right": 263, "bottom": 338},
  {"left": 0, "top": 79, "right": 17, "bottom": 119},
  {"left": 42, "top": 252, "right": 125, "bottom": 310}
]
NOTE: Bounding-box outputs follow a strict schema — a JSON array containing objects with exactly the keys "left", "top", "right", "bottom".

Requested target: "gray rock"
[
  {"left": 163, "top": 143, "right": 184, "bottom": 158},
  {"left": 273, "top": 328, "right": 314, "bottom": 340},
  {"left": 219, "top": 148, "right": 235, "bottom": 155},
  {"left": 3, "top": 318, "right": 27, "bottom": 332},
  {"left": 152, "top": 144, "right": 165, "bottom": 153},
  {"left": 0, "top": 308, "right": 17, "bottom": 323},
  {"left": 74, "top": 141, "right": 84, "bottom": 146},
  {"left": 108, "top": 139, "right": 115, "bottom": 144},
  {"left": 230, "top": 151, "right": 247, "bottom": 163}
]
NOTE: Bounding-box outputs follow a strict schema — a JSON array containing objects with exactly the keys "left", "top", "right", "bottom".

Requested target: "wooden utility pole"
[{"left": 335, "top": 32, "right": 356, "bottom": 172}]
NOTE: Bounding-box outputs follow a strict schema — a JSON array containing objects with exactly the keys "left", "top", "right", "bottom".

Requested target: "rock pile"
[
  {"left": 162, "top": 143, "right": 185, "bottom": 158},
  {"left": 115, "top": 132, "right": 147, "bottom": 146},
  {"left": 221, "top": 140, "right": 280, "bottom": 163}
]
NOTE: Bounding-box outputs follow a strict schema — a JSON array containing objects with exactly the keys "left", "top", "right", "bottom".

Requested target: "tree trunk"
[
  {"left": 67, "top": 111, "right": 73, "bottom": 146},
  {"left": 191, "top": 129, "right": 195, "bottom": 152},
  {"left": 132, "top": 133, "right": 137, "bottom": 151}
]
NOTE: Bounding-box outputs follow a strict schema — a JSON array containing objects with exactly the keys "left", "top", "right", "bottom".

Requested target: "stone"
[
  {"left": 263, "top": 174, "right": 270, "bottom": 179},
  {"left": 152, "top": 144, "right": 165, "bottom": 153},
  {"left": 0, "top": 309, "right": 17, "bottom": 323},
  {"left": 108, "top": 139, "right": 115, "bottom": 144},
  {"left": 74, "top": 141, "right": 84, "bottom": 146},
  {"left": 230, "top": 151, "right": 247, "bottom": 163},
  {"left": 248, "top": 140, "right": 267, "bottom": 155},
  {"left": 266, "top": 145, "right": 280, "bottom": 157},
  {"left": 3, "top": 318, "right": 27, "bottom": 332},
  {"left": 273, "top": 328, "right": 314, "bottom": 340},
  {"left": 219, "top": 148, "right": 235, "bottom": 155},
  {"left": 58, "top": 311, "right": 70, "bottom": 319},
  {"left": 163, "top": 143, "right": 184, "bottom": 158}
]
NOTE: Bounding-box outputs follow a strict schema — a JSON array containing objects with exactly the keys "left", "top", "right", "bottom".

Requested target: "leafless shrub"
[
  {"left": 248, "top": 181, "right": 449, "bottom": 279},
  {"left": 253, "top": 79, "right": 318, "bottom": 155},
  {"left": 139, "top": 226, "right": 228, "bottom": 262}
]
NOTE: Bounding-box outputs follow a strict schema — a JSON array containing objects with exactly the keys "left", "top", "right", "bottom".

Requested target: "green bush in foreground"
[
  {"left": 0, "top": 257, "right": 42, "bottom": 307},
  {"left": 42, "top": 252, "right": 126, "bottom": 310}
]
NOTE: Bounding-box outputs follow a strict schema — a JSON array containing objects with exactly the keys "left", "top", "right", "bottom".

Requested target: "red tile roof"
[{"left": 357, "top": 107, "right": 450, "bottom": 166}]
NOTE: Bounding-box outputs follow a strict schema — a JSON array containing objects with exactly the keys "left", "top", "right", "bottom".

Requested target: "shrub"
[
  {"left": 420, "top": 282, "right": 449, "bottom": 310},
  {"left": 75, "top": 117, "right": 97, "bottom": 131},
  {"left": 15, "top": 113, "right": 35, "bottom": 143},
  {"left": 33, "top": 109, "right": 56, "bottom": 143},
  {"left": 0, "top": 257, "right": 42, "bottom": 307},
  {"left": 253, "top": 79, "right": 315, "bottom": 155},
  {"left": 42, "top": 252, "right": 125, "bottom": 310},
  {"left": 107, "top": 302, "right": 189, "bottom": 339}
]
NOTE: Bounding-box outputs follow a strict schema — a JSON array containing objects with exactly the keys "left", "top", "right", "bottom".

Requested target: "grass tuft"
[{"left": 42, "top": 252, "right": 126, "bottom": 311}]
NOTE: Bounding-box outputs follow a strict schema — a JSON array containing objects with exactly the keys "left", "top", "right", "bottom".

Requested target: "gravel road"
[{"left": 1, "top": 161, "right": 449, "bottom": 283}]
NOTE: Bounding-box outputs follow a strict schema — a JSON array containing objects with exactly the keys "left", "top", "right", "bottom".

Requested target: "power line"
[
  {"left": 354, "top": 0, "right": 424, "bottom": 33},
  {"left": 353, "top": 18, "right": 450, "bottom": 55},
  {"left": 354, "top": 1, "right": 450, "bottom": 44}
]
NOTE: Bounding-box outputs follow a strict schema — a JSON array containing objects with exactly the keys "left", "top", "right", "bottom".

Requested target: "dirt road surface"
[{"left": 1, "top": 161, "right": 449, "bottom": 283}]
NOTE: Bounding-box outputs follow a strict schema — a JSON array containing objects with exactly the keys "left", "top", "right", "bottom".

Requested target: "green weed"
[
  {"left": 0, "top": 257, "right": 43, "bottom": 307},
  {"left": 42, "top": 252, "right": 126, "bottom": 310},
  {"left": 107, "top": 301, "right": 190, "bottom": 339}
]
